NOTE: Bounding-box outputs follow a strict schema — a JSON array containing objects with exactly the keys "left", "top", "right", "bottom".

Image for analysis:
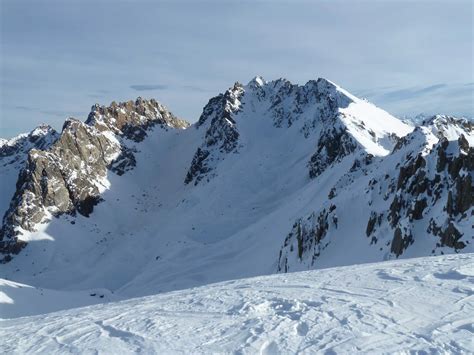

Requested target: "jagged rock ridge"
[
  {"left": 186, "top": 76, "right": 410, "bottom": 185},
  {"left": 278, "top": 115, "right": 473, "bottom": 272},
  {"left": 185, "top": 82, "right": 244, "bottom": 185},
  {"left": 0, "top": 125, "right": 59, "bottom": 162},
  {"left": 0, "top": 98, "right": 187, "bottom": 261}
]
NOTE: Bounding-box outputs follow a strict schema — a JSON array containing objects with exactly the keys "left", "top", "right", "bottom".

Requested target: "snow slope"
[
  {"left": 1, "top": 254, "right": 473, "bottom": 354},
  {"left": 0, "top": 77, "right": 472, "bottom": 320},
  {"left": 0, "top": 278, "right": 119, "bottom": 319}
]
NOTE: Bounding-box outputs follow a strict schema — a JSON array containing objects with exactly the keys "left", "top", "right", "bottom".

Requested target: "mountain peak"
[
  {"left": 86, "top": 97, "right": 189, "bottom": 141},
  {"left": 0, "top": 124, "right": 59, "bottom": 158},
  {"left": 247, "top": 75, "right": 266, "bottom": 89},
  {"left": 420, "top": 114, "right": 474, "bottom": 144}
]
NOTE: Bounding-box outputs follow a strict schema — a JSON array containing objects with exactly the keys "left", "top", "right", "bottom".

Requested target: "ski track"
[{"left": 1, "top": 254, "right": 473, "bottom": 354}]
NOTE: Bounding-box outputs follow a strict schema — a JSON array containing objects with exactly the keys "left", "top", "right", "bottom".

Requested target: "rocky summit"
[
  {"left": 0, "top": 78, "right": 472, "bottom": 299},
  {"left": 0, "top": 98, "right": 188, "bottom": 260}
]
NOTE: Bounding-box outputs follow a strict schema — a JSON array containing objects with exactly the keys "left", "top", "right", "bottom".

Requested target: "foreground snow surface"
[{"left": 1, "top": 254, "right": 473, "bottom": 354}]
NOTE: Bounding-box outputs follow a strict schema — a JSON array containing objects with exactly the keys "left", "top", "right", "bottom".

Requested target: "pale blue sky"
[{"left": 1, "top": 0, "right": 473, "bottom": 137}]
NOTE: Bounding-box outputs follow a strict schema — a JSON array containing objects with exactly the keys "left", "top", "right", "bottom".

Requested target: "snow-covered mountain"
[
  {"left": 0, "top": 125, "right": 60, "bottom": 227},
  {"left": 1, "top": 253, "right": 472, "bottom": 353},
  {"left": 0, "top": 77, "right": 472, "bottom": 316}
]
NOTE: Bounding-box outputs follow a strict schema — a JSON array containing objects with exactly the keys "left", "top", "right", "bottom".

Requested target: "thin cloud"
[
  {"left": 415, "top": 84, "right": 447, "bottom": 94},
  {"left": 379, "top": 83, "right": 448, "bottom": 102},
  {"left": 14, "top": 105, "right": 35, "bottom": 111},
  {"left": 362, "top": 82, "right": 474, "bottom": 119},
  {"left": 130, "top": 84, "right": 169, "bottom": 91}
]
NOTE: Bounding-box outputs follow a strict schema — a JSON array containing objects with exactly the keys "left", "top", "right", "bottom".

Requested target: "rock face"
[
  {"left": 185, "top": 83, "right": 244, "bottom": 185},
  {"left": 308, "top": 127, "right": 358, "bottom": 179},
  {"left": 0, "top": 98, "right": 187, "bottom": 262},
  {"left": 278, "top": 206, "right": 338, "bottom": 272},
  {"left": 86, "top": 98, "right": 189, "bottom": 141},
  {"left": 0, "top": 125, "right": 59, "bottom": 163},
  {"left": 186, "top": 76, "right": 408, "bottom": 186},
  {"left": 278, "top": 115, "right": 473, "bottom": 271}
]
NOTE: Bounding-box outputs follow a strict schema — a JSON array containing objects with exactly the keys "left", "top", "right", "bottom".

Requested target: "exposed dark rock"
[
  {"left": 109, "top": 147, "right": 137, "bottom": 176},
  {"left": 350, "top": 154, "right": 373, "bottom": 173},
  {"left": 439, "top": 222, "right": 464, "bottom": 249},
  {"left": 454, "top": 174, "right": 473, "bottom": 214},
  {"left": 308, "top": 127, "right": 358, "bottom": 179},
  {"left": 366, "top": 212, "right": 378, "bottom": 237},
  {"left": 436, "top": 138, "right": 450, "bottom": 173},
  {"left": 446, "top": 191, "right": 454, "bottom": 215},
  {"left": 278, "top": 207, "right": 337, "bottom": 271},
  {"left": 184, "top": 148, "right": 211, "bottom": 185},
  {"left": 185, "top": 83, "right": 244, "bottom": 185},
  {"left": 390, "top": 227, "right": 413, "bottom": 257},
  {"left": 397, "top": 154, "right": 425, "bottom": 190},
  {"left": 410, "top": 198, "right": 427, "bottom": 220},
  {"left": 389, "top": 195, "right": 402, "bottom": 228}
]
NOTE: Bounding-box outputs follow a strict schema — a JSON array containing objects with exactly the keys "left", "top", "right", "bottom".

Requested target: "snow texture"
[{"left": 1, "top": 253, "right": 473, "bottom": 354}]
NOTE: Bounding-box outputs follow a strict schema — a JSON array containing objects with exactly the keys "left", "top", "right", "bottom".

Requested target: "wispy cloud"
[
  {"left": 359, "top": 82, "right": 474, "bottom": 118},
  {"left": 130, "top": 84, "right": 169, "bottom": 91},
  {"left": 379, "top": 84, "right": 448, "bottom": 101},
  {"left": 14, "top": 105, "right": 35, "bottom": 111}
]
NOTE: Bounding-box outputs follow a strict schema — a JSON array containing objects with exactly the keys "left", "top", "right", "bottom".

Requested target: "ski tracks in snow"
[{"left": 1, "top": 254, "right": 473, "bottom": 354}]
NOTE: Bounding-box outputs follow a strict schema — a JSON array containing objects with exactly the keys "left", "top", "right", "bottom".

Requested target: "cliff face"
[
  {"left": 185, "top": 82, "right": 244, "bottom": 185},
  {"left": 86, "top": 97, "right": 189, "bottom": 141},
  {"left": 0, "top": 98, "right": 187, "bottom": 261},
  {"left": 0, "top": 125, "right": 59, "bottom": 160}
]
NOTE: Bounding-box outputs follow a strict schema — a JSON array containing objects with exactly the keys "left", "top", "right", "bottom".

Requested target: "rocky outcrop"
[
  {"left": 0, "top": 98, "right": 187, "bottom": 262},
  {"left": 424, "top": 115, "right": 474, "bottom": 141},
  {"left": 267, "top": 78, "right": 352, "bottom": 129},
  {"left": 278, "top": 115, "right": 473, "bottom": 271},
  {"left": 0, "top": 125, "right": 59, "bottom": 164},
  {"left": 308, "top": 126, "right": 358, "bottom": 178},
  {"left": 390, "top": 227, "right": 414, "bottom": 257},
  {"left": 185, "top": 83, "right": 244, "bottom": 185},
  {"left": 86, "top": 97, "right": 189, "bottom": 141},
  {"left": 185, "top": 76, "right": 404, "bottom": 186},
  {"left": 383, "top": 132, "right": 472, "bottom": 258},
  {"left": 428, "top": 219, "right": 465, "bottom": 250},
  {"left": 278, "top": 205, "right": 338, "bottom": 272}
]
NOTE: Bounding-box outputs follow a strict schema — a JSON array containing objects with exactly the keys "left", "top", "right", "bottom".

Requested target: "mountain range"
[{"left": 0, "top": 76, "right": 472, "bottom": 314}]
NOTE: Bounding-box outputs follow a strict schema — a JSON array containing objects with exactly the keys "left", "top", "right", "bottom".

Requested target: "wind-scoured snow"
[{"left": 1, "top": 254, "right": 473, "bottom": 354}]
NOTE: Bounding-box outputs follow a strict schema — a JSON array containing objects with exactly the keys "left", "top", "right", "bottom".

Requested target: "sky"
[{"left": 1, "top": 0, "right": 473, "bottom": 138}]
